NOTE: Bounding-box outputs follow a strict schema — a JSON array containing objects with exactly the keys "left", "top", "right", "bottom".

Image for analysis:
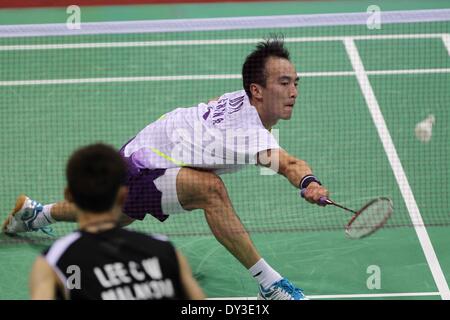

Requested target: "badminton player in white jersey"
[{"left": 3, "top": 37, "right": 329, "bottom": 300}]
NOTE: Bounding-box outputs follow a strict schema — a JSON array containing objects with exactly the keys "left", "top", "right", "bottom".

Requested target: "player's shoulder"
[
  {"left": 42, "top": 231, "right": 82, "bottom": 261},
  {"left": 204, "top": 90, "right": 262, "bottom": 127},
  {"left": 219, "top": 89, "right": 246, "bottom": 99},
  {"left": 219, "top": 90, "right": 248, "bottom": 109}
]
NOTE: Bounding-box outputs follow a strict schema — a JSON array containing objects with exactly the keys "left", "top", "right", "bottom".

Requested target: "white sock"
[
  {"left": 30, "top": 204, "right": 56, "bottom": 229},
  {"left": 249, "top": 258, "right": 283, "bottom": 289}
]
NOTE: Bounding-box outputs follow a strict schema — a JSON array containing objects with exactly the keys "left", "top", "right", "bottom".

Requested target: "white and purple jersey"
[{"left": 122, "top": 90, "right": 280, "bottom": 175}]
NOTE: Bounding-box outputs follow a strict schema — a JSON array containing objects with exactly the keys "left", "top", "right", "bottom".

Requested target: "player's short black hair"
[
  {"left": 66, "top": 143, "right": 126, "bottom": 213},
  {"left": 242, "top": 35, "right": 291, "bottom": 98}
]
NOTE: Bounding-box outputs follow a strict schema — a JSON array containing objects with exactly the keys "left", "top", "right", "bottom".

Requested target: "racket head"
[{"left": 345, "top": 197, "right": 393, "bottom": 239}]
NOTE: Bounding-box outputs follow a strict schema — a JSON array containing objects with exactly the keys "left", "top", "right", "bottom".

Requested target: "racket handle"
[
  {"left": 319, "top": 196, "right": 331, "bottom": 206},
  {"left": 300, "top": 189, "right": 330, "bottom": 206}
]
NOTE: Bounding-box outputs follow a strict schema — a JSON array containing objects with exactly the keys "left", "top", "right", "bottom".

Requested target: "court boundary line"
[
  {"left": 0, "top": 33, "right": 449, "bottom": 50},
  {"left": 1, "top": 68, "right": 449, "bottom": 86},
  {"left": 0, "top": 9, "right": 449, "bottom": 38},
  {"left": 343, "top": 38, "right": 450, "bottom": 300},
  {"left": 442, "top": 34, "right": 450, "bottom": 55},
  {"left": 208, "top": 291, "right": 441, "bottom": 300}
]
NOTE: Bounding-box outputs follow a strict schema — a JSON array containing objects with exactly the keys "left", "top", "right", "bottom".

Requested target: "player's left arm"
[
  {"left": 176, "top": 250, "right": 206, "bottom": 300},
  {"left": 29, "top": 256, "right": 60, "bottom": 300},
  {"left": 257, "top": 148, "right": 329, "bottom": 204}
]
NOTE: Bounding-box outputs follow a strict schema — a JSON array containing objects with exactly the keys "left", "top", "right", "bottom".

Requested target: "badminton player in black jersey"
[{"left": 29, "top": 143, "right": 205, "bottom": 300}]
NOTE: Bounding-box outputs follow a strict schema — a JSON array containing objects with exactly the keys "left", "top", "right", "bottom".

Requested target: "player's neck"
[
  {"left": 250, "top": 97, "right": 277, "bottom": 130},
  {"left": 78, "top": 211, "right": 119, "bottom": 232}
]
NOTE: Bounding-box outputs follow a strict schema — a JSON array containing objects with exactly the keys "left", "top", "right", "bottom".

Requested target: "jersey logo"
[
  {"left": 202, "top": 106, "right": 213, "bottom": 120},
  {"left": 203, "top": 94, "right": 244, "bottom": 123},
  {"left": 228, "top": 95, "right": 245, "bottom": 114},
  {"left": 211, "top": 98, "right": 228, "bottom": 125}
]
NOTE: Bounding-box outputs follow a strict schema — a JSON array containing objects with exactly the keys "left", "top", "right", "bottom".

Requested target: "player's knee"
[
  {"left": 178, "top": 169, "right": 229, "bottom": 210},
  {"left": 202, "top": 173, "right": 228, "bottom": 206}
]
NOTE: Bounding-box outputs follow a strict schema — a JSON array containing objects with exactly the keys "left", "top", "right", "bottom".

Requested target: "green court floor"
[{"left": 0, "top": 1, "right": 449, "bottom": 299}]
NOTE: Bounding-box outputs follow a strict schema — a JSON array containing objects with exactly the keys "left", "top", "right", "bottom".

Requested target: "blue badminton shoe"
[
  {"left": 258, "top": 278, "right": 308, "bottom": 300},
  {"left": 2, "top": 195, "right": 54, "bottom": 236}
]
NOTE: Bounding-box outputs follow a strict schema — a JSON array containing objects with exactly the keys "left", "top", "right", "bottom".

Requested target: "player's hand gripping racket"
[{"left": 301, "top": 190, "right": 393, "bottom": 239}]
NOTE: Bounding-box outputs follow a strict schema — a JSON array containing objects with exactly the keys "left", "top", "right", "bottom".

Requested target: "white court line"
[
  {"left": 343, "top": 37, "right": 450, "bottom": 301},
  {"left": 0, "top": 75, "right": 240, "bottom": 86},
  {"left": 367, "top": 68, "right": 450, "bottom": 75},
  {"left": 1, "top": 69, "right": 449, "bottom": 86},
  {"left": 442, "top": 34, "right": 450, "bottom": 56},
  {"left": 208, "top": 292, "right": 441, "bottom": 300},
  {"left": 0, "top": 33, "right": 448, "bottom": 51}
]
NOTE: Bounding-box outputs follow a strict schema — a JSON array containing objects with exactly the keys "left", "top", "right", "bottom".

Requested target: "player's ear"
[
  {"left": 117, "top": 186, "right": 128, "bottom": 207},
  {"left": 64, "top": 187, "right": 74, "bottom": 203},
  {"left": 250, "top": 83, "right": 263, "bottom": 99}
]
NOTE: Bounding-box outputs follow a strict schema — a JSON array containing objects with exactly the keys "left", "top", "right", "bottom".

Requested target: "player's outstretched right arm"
[
  {"left": 176, "top": 250, "right": 206, "bottom": 300},
  {"left": 257, "top": 148, "right": 329, "bottom": 205}
]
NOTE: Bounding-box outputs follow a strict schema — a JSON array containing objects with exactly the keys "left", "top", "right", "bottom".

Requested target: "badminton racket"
[{"left": 301, "top": 190, "right": 393, "bottom": 239}]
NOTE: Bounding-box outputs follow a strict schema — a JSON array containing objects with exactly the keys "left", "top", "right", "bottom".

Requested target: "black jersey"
[{"left": 42, "top": 227, "right": 185, "bottom": 300}]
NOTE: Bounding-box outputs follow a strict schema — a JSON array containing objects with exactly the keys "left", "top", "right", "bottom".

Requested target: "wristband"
[{"left": 299, "top": 175, "right": 322, "bottom": 190}]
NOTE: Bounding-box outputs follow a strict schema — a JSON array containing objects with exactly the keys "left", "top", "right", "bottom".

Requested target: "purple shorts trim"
[{"left": 120, "top": 143, "right": 169, "bottom": 222}]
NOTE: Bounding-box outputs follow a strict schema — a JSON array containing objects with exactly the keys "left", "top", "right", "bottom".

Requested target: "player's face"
[{"left": 261, "top": 57, "right": 299, "bottom": 121}]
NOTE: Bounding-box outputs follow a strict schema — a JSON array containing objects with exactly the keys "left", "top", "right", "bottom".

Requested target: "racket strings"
[{"left": 346, "top": 198, "right": 393, "bottom": 239}]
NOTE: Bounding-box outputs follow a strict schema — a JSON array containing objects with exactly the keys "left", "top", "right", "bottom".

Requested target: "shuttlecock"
[{"left": 415, "top": 114, "right": 435, "bottom": 143}]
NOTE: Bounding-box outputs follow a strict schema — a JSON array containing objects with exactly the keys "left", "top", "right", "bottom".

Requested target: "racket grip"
[
  {"left": 300, "top": 190, "right": 330, "bottom": 206},
  {"left": 319, "top": 197, "right": 329, "bottom": 206}
]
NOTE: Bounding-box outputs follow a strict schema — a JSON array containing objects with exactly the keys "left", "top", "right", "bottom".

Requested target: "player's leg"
[
  {"left": 48, "top": 201, "right": 77, "bottom": 222},
  {"left": 174, "top": 168, "right": 306, "bottom": 299},
  {"left": 2, "top": 196, "right": 135, "bottom": 234},
  {"left": 147, "top": 166, "right": 262, "bottom": 267},
  {"left": 47, "top": 202, "right": 134, "bottom": 226},
  {"left": 176, "top": 168, "right": 260, "bottom": 269}
]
